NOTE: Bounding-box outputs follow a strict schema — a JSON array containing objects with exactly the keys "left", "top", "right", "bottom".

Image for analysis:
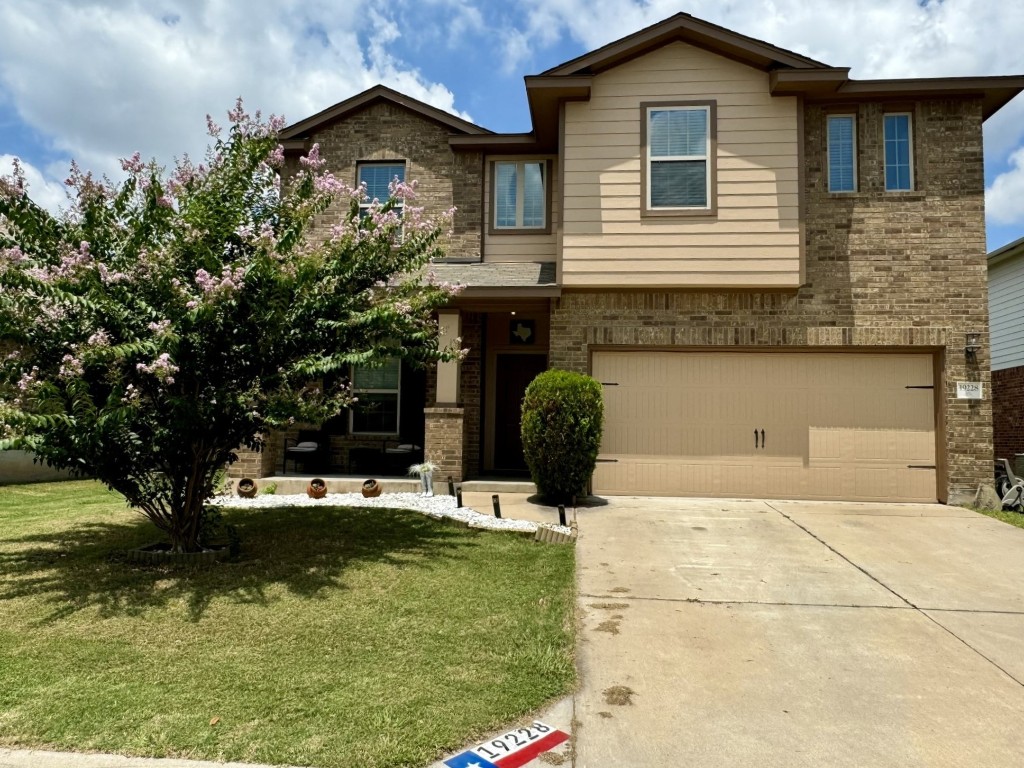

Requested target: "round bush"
[{"left": 521, "top": 369, "right": 604, "bottom": 503}]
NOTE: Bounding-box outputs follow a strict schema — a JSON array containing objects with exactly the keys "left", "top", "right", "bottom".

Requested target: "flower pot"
[
  {"left": 237, "top": 478, "right": 258, "bottom": 498},
  {"left": 361, "top": 479, "right": 382, "bottom": 498},
  {"left": 307, "top": 478, "right": 328, "bottom": 499}
]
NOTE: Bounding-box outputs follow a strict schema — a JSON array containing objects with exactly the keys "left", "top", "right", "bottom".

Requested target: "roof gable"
[
  {"left": 279, "top": 85, "right": 490, "bottom": 141},
  {"left": 542, "top": 12, "right": 829, "bottom": 76}
]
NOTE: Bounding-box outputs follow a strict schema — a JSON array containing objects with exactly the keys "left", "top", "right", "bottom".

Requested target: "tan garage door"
[{"left": 592, "top": 351, "right": 937, "bottom": 502}]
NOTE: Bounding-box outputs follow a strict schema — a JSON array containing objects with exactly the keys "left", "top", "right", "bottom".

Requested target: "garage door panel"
[{"left": 594, "top": 351, "right": 938, "bottom": 503}]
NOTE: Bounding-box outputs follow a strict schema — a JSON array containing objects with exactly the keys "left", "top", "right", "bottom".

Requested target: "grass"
[
  {"left": 974, "top": 505, "right": 1024, "bottom": 530},
  {"left": 0, "top": 481, "right": 576, "bottom": 767}
]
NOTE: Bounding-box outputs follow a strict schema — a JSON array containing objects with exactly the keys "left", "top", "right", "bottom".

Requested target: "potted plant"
[
  {"left": 408, "top": 461, "right": 439, "bottom": 496},
  {"left": 307, "top": 478, "right": 328, "bottom": 499},
  {"left": 361, "top": 479, "right": 382, "bottom": 498},
  {"left": 237, "top": 478, "right": 258, "bottom": 498}
]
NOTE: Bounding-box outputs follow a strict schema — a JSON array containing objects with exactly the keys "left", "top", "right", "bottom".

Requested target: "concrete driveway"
[{"left": 573, "top": 498, "right": 1024, "bottom": 767}]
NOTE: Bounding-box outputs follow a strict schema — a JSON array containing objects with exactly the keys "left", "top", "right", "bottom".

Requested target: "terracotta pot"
[
  {"left": 307, "top": 478, "right": 328, "bottom": 499},
  {"left": 361, "top": 479, "right": 382, "bottom": 498},
  {"left": 237, "top": 478, "right": 258, "bottom": 498}
]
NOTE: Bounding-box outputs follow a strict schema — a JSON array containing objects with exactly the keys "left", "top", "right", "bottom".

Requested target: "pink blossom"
[
  {"left": 17, "top": 367, "right": 39, "bottom": 391},
  {"left": 120, "top": 152, "right": 145, "bottom": 175},
  {"left": 194, "top": 268, "right": 217, "bottom": 293},
  {"left": 137, "top": 352, "right": 179, "bottom": 384},
  {"left": 96, "top": 262, "right": 128, "bottom": 284},
  {"left": 156, "top": 195, "right": 173, "bottom": 208},
  {"left": 0, "top": 245, "right": 26, "bottom": 264},
  {"left": 87, "top": 329, "right": 110, "bottom": 346},
  {"left": 313, "top": 173, "right": 351, "bottom": 195},
  {"left": 267, "top": 114, "right": 286, "bottom": 133},
  {"left": 267, "top": 145, "right": 285, "bottom": 167},
  {"left": 147, "top": 319, "right": 171, "bottom": 335},
  {"left": 389, "top": 178, "right": 418, "bottom": 201},
  {"left": 122, "top": 384, "right": 140, "bottom": 404},
  {"left": 227, "top": 97, "right": 247, "bottom": 125},
  {"left": 2, "top": 157, "right": 26, "bottom": 193},
  {"left": 206, "top": 114, "right": 222, "bottom": 137},
  {"left": 58, "top": 354, "right": 83, "bottom": 379},
  {"left": 299, "top": 143, "right": 325, "bottom": 170}
]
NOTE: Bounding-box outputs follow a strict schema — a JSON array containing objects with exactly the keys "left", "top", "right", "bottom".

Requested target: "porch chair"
[{"left": 282, "top": 430, "right": 326, "bottom": 475}]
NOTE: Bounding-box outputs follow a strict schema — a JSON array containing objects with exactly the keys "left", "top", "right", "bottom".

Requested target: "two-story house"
[{"left": 234, "top": 13, "right": 1023, "bottom": 506}]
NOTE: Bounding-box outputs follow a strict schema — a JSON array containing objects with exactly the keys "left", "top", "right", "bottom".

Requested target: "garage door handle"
[
  {"left": 761, "top": 429, "right": 765, "bottom": 449},
  {"left": 907, "top": 465, "right": 936, "bottom": 469},
  {"left": 596, "top": 458, "right": 619, "bottom": 463},
  {"left": 754, "top": 429, "right": 759, "bottom": 449}
]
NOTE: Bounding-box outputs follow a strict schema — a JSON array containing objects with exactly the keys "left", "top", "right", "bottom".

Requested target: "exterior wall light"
[{"left": 965, "top": 332, "right": 982, "bottom": 361}]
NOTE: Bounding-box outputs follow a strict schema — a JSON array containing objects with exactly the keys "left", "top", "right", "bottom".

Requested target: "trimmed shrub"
[{"left": 521, "top": 369, "right": 604, "bottom": 503}]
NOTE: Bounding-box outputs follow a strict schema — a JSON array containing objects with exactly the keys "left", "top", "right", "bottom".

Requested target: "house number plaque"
[{"left": 956, "top": 381, "right": 983, "bottom": 399}]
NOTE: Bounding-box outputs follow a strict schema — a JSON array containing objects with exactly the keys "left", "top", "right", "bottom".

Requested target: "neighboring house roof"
[
  {"left": 279, "top": 84, "right": 492, "bottom": 145},
  {"left": 988, "top": 235, "right": 1024, "bottom": 268},
  {"left": 429, "top": 261, "right": 559, "bottom": 298}
]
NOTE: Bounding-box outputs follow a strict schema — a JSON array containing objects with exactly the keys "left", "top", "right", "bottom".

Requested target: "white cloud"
[
  {"left": 0, "top": 154, "right": 66, "bottom": 214},
  {"left": 986, "top": 148, "right": 1024, "bottom": 226},
  {"left": 0, "top": 0, "right": 471, "bottom": 183}
]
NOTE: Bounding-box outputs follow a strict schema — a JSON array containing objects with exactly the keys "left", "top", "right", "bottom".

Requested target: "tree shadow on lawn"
[{"left": 0, "top": 505, "right": 479, "bottom": 623}]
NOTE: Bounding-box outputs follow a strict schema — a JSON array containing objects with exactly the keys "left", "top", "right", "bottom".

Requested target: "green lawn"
[
  {"left": 976, "top": 505, "right": 1024, "bottom": 530},
  {"left": 0, "top": 481, "right": 576, "bottom": 767}
]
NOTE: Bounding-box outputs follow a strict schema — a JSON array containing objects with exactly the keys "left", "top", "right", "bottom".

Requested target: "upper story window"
[
  {"left": 358, "top": 162, "right": 406, "bottom": 217},
  {"left": 827, "top": 115, "right": 857, "bottom": 193},
  {"left": 643, "top": 103, "right": 714, "bottom": 214},
  {"left": 350, "top": 358, "right": 401, "bottom": 435},
  {"left": 493, "top": 161, "right": 547, "bottom": 230},
  {"left": 884, "top": 114, "right": 914, "bottom": 191}
]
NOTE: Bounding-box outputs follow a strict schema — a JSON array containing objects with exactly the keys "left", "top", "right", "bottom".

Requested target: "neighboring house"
[
  {"left": 233, "top": 12, "right": 1024, "bottom": 505},
  {"left": 988, "top": 236, "right": 1024, "bottom": 464}
]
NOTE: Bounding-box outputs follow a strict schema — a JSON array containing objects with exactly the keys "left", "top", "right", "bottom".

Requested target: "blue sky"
[{"left": 1, "top": 0, "right": 1022, "bottom": 249}]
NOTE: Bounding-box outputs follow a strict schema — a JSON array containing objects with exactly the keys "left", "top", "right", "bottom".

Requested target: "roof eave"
[
  {"left": 449, "top": 134, "right": 548, "bottom": 154},
  {"left": 278, "top": 84, "right": 491, "bottom": 141},
  {"left": 988, "top": 236, "right": 1024, "bottom": 267},
  {"left": 541, "top": 12, "right": 827, "bottom": 76},
  {"left": 770, "top": 73, "right": 1024, "bottom": 120}
]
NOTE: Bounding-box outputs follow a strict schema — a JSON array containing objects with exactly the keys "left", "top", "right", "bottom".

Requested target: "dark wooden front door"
[{"left": 494, "top": 353, "right": 548, "bottom": 471}]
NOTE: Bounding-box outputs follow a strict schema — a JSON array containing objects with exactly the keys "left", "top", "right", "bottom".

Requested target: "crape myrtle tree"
[{"left": 0, "top": 100, "right": 463, "bottom": 552}]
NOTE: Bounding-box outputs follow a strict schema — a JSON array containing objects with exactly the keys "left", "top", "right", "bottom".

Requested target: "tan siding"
[
  {"left": 483, "top": 155, "right": 558, "bottom": 263},
  {"left": 562, "top": 41, "right": 801, "bottom": 288}
]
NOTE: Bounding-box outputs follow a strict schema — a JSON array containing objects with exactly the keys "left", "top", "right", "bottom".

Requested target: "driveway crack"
[{"left": 765, "top": 502, "right": 1024, "bottom": 689}]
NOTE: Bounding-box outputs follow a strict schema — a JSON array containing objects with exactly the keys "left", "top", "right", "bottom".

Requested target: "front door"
[{"left": 493, "top": 353, "right": 548, "bottom": 471}]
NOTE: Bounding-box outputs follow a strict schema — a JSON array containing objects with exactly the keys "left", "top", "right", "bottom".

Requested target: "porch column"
[
  {"left": 424, "top": 407, "right": 464, "bottom": 482},
  {"left": 436, "top": 309, "right": 461, "bottom": 405},
  {"left": 425, "top": 310, "right": 464, "bottom": 481}
]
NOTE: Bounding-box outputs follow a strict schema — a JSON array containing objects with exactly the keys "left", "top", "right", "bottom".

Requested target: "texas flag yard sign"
[{"left": 444, "top": 721, "right": 570, "bottom": 768}]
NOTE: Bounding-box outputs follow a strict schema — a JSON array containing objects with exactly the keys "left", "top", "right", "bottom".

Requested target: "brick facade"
[
  {"left": 550, "top": 98, "right": 992, "bottom": 503},
  {"left": 993, "top": 365, "right": 1024, "bottom": 463},
  {"left": 424, "top": 407, "right": 464, "bottom": 480},
  {"left": 291, "top": 100, "right": 482, "bottom": 260}
]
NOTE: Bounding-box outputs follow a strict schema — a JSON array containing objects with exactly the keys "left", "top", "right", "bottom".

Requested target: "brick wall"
[
  {"left": 424, "top": 407, "right": 464, "bottom": 480},
  {"left": 460, "top": 313, "right": 483, "bottom": 479},
  {"left": 993, "top": 365, "right": 1024, "bottom": 462},
  {"left": 293, "top": 100, "right": 482, "bottom": 260},
  {"left": 550, "top": 97, "right": 992, "bottom": 502},
  {"left": 229, "top": 439, "right": 277, "bottom": 479}
]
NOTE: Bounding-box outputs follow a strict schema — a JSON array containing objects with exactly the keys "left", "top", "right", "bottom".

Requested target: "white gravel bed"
[{"left": 210, "top": 492, "right": 573, "bottom": 535}]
